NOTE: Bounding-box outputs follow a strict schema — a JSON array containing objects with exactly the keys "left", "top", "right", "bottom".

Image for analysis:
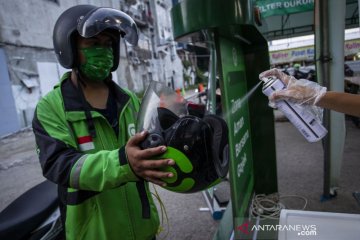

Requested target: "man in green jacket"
[{"left": 32, "top": 5, "right": 174, "bottom": 240}]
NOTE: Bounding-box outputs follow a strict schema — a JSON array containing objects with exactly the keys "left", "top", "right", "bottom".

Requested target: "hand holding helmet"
[
  {"left": 125, "top": 131, "right": 175, "bottom": 186},
  {"left": 259, "top": 68, "right": 327, "bottom": 106},
  {"left": 136, "top": 81, "right": 229, "bottom": 193}
]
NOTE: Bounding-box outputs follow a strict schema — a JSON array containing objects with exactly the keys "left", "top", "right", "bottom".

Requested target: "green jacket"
[{"left": 32, "top": 73, "right": 159, "bottom": 240}]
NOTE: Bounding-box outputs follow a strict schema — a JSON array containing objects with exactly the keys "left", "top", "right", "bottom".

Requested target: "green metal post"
[{"left": 171, "top": 1, "right": 278, "bottom": 238}]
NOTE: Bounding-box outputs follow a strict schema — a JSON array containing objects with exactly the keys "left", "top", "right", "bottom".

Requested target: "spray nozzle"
[
  {"left": 260, "top": 76, "right": 276, "bottom": 83},
  {"left": 261, "top": 76, "right": 279, "bottom": 90}
]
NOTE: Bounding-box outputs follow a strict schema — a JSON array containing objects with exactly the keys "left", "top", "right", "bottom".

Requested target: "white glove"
[{"left": 259, "top": 68, "right": 327, "bottom": 106}]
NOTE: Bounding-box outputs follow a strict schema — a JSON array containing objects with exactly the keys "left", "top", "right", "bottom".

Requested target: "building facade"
[
  {"left": 0, "top": 0, "right": 184, "bottom": 136},
  {"left": 268, "top": 28, "right": 360, "bottom": 67}
]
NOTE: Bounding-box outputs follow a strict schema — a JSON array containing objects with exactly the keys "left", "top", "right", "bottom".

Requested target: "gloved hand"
[{"left": 259, "top": 68, "right": 327, "bottom": 106}]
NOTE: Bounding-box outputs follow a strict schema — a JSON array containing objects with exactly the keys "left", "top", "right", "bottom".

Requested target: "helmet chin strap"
[{"left": 75, "top": 68, "right": 87, "bottom": 88}]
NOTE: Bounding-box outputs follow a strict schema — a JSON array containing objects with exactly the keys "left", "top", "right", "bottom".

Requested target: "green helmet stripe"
[
  {"left": 160, "top": 166, "right": 177, "bottom": 183},
  {"left": 156, "top": 147, "right": 193, "bottom": 173},
  {"left": 164, "top": 178, "right": 195, "bottom": 192}
]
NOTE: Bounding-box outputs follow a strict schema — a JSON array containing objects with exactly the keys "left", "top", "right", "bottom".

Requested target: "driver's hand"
[{"left": 125, "top": 131, "right": 174, "bottom": 186}]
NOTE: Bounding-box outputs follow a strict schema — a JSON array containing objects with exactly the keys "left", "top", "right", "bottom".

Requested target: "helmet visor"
[
  {"left": 77, "top": 7, "right": 139, "bottom": 45},
  {"left": 137, "top": 81, "right": 188, "bottom": 133}
]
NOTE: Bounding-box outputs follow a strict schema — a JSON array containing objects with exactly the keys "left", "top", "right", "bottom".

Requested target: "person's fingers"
[
  {"left": 138, "top": 158, "right": 175, "bottom": 170},
  {"left": 145, "top": 177, "right": 167, "bottom": 187},
  {"left": 269, "top": 92, "right": 277, "bottom": 101},
  {"left": 270, "top": 90, "right": 293, "bottom": 101},
  {"left": 271, "top": 88, "right": 311, "bottom": 104},
  {"left": 149, "top": 179, "right": 166, "bottom": 186},
  {"left": 143, "top": 169, "right": 174, "bottom": 179},
  {"left": 137, "top": 145, "right": 168, "bottom": 159},
  {"left": 127, "top": 131, "right": 148, "bottom": 146},
  {"left": 260, "top": 68, "right": 292, "bottom": 85},
  {"left": 281, "top": 75, "right": 292, "bottom": 85},
  {"left": 270, "top": 90, "right": 284, "bottom": 101},
  {"left": 259, "top": 68, "right": 282, "bottom": 79},
  {"left": 129, "top": 154, "right": 175, "bottom": 179},
  {"left": 142, "top": 169, "right": 175, "bottom": 187}
]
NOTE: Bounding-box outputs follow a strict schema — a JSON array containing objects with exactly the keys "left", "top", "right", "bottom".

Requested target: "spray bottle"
[{"left": 261, "top": 76, "right": 327, "bottom": 142}]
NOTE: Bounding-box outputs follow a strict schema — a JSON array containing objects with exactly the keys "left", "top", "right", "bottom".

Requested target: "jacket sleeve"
[{"left": 32, "top": 98, "right": 138, "bottom": 192}]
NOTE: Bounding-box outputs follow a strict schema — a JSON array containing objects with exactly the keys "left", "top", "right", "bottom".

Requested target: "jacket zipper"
[
  {"left": 92, "top": 111, "right": 117, "bottom": 149},
  {"left": 92, "top": 114, "right": 107, "bottom": 150}
]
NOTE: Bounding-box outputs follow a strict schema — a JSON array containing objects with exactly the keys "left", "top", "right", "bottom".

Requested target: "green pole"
[{"left": 171, "top": 1, "right": 278, "bottom": 238}]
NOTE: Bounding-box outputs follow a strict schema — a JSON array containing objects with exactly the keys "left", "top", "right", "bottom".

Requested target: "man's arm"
[
  {"left": 317, "top": 91, "right": 360, "bottom": 117},
  {"left": 259, "top": 68, "right": 360, "bottom": 117},
  {"left": 32, "top": 99, "right": 173, "bottom": 192}
]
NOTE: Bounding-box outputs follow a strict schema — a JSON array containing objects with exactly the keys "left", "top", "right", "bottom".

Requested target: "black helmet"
[
  {"left": 53, "top": 5, "right": 138, "bottom": 71},
  {"left": 137, "top": 81, "right": 229, "bottom": 193}
]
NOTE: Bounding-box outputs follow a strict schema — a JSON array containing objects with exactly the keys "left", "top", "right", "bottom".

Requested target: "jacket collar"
[{"left": 59, "top": 72, "right": 130, "bottom": 121}]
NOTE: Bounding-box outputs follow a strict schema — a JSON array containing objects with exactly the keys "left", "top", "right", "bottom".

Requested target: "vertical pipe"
[
  {"left": 315, "top": 0, "right": 346, "bottom": 198},
  {"left": 204, "top": 30, "right": 217, "bottom": 114},
  {"left": 314, "top": 0, "right": 331, "bottom": 198},
  {"left": 328, "top": 0, "right": 346, "bottom": 196}
]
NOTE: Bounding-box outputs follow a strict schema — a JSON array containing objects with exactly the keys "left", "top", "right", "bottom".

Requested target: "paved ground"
[
  {"left": 0, "top": 128, "right": 45, "bottom": 211},
  {"left": 0, "top": 113, "right": 359, "bottom": 239},
  {"left": 275, "top": 114, "right": 360, "bottom": 214}
]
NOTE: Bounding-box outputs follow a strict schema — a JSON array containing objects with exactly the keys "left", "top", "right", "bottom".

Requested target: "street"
[{"left": 1, "top": 117, "right": 360, "bottom": 239}]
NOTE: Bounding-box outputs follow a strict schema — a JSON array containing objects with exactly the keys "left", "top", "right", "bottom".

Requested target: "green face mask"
[{"left": 79, "top": 46, "right": 114, "bottom": 82}]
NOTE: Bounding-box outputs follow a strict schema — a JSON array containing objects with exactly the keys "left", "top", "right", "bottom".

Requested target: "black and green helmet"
[
  {"left": 137, "top": 81, "right": 229, "bottom": 193},
  {"left": 53, "top": 5, "right": 138, "bottom": 70}
]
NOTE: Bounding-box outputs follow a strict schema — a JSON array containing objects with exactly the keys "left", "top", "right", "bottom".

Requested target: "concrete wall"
[
  {"left": 150, "top": 0, "right": 184, "bottom": 89},
  {"left": 4, "top": 45, "right": 55, "bottom": 128},
  {"left": 0, "top": 0, "right": 120, "bottom": 49},
  {"left": 0, "top": 48, "right": 21, "bottom": 137},
  {"left": 0, "top": 0, "right": 123, "bottom": 134},
  {"left": 0, "top": 0, "right": 184, "bottom": 135}
]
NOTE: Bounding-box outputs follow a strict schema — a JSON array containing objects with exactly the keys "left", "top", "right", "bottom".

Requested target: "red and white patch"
[{"left": 77, "top": 136, "right": 95, "bottom": 151}]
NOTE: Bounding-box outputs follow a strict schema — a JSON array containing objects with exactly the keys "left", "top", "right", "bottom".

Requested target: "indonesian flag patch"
[{"left": 77, "top": 136, "right": 95, "bottom": 151}]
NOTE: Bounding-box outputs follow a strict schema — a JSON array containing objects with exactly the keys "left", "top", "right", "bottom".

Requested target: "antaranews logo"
[
  {"left": 237, "top": 221, "right": 317, "bottom": 237},
  {"left": 237, "top": 221, "right": 251, "bottom": 235}
]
